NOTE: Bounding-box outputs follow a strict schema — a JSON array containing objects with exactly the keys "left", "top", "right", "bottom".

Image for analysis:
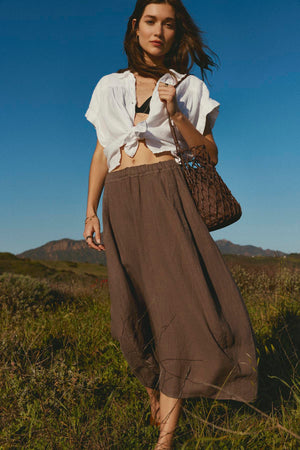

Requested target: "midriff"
[{"left": 111, "top": 112, "right": 175, "bottom": 172}]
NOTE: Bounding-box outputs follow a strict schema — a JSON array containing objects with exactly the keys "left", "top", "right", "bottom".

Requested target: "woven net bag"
[
  {"left": 175, "top": 144, "right": 242, "bottom": 231},
  {"left": 167, "top": 73, "right": 242, "bottom": 231}
]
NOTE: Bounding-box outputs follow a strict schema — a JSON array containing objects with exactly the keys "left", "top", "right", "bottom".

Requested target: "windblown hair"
[{"left": 118, "top": 0, "right": 220, "bottom": 83}]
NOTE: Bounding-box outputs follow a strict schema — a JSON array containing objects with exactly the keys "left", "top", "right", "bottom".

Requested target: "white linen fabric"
[{"left": 85, "top": 69, "right": 220, "bottom": 173}]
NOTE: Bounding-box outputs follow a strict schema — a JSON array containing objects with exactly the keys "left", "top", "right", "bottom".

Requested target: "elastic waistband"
[{"left": 105, "top": 159, "right": 180, "bottom": 183}]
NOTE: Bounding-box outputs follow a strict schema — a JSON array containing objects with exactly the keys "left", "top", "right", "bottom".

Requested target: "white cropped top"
[{"left": 85, "top": 69, "right": 220, "bottom": 173}]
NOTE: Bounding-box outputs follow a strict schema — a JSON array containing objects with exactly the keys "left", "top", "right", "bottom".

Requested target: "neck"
[{"left": 143, "top": 51, "right": 165, "bottom": 67}]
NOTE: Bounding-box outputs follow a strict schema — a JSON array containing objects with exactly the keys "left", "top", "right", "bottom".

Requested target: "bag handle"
[
  {"left": 174, "top": 72, "right": 190, "bottom": 88},
  {"left": 167, "top": 73, "right": 190, "bottom": 154},
  {"left": 167, "top": 73, "right": 212, "bottom": 165}
]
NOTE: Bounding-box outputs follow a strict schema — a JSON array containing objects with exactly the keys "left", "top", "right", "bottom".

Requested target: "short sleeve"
[
  {"left": 84, "top": 78, "right": 106, "bottom": 146},
  {"left": 198, "top": 80, "right": 220, "bottom": 132},
  {"left": 178, "top": 76, "right": 220, "bottom": 135}
]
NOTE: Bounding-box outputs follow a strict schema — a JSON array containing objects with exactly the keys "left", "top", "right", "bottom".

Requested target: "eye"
[
  {"left": 165, "top": 22, "right": 175, "bottom": 29},
  {"left": 146, "top": 20, "right": 154, "bottom": 24}
]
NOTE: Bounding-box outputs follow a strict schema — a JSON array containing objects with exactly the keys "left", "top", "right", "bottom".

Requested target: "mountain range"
[{"left": 15, "top": 238, "right": 288, "bottom": 265}]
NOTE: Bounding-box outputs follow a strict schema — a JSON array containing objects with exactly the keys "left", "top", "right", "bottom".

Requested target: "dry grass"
[{"left": 0, "top": 255, "right": 299, "bottom": 448}]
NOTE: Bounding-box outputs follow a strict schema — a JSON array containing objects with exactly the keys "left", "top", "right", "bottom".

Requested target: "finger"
[
  {"left": 95, "top": 238, "right": 106, "bottom": 251},
  {"left": 86, "top": 237, "right": 106, "bottom": 252},
  {"left": 158, "top": 95, "right": 175, "bottom": 104},
  {"left": 158, "top": 88, "right": 176, "bottom": 100},
  {"left": 85, "top": 235, "right": 99, "bottom": 251},
  {"left": 95, "top": 228, "right": 101, "bottom": 244},
  {"left": 161, "top": 94, "right": 175, "bottom": 101},
  {"left": 94, "top": 239, "right": 106, "bottom": 251},
  {"left": 157, "top": 87, "right": 173, "bottom": 97},
  {"left": 84, "top": 227, "right": 104, "bottom": 252},
  {"left": 88, "top": 239, "right": 105, "bottom": 252},
  {"left": 94, "top": 228, "right": 106, "bottom": 251},
  {"left": 158, "top": 82, "right": 174, "bottom": 90},
  {"left": 158, "top": 85, "right": 171, "bottom": 93}
]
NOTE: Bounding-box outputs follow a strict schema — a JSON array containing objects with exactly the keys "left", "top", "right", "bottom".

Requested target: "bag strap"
[
  {"left": 168, "top": 73, "right": 190, "bottom": 153},
  {"left": 174, "top": 72, "right": 190, "bottom": 88}
]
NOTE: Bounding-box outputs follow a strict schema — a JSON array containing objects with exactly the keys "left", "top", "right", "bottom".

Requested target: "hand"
[
  {"left": 158, "top": 82, "right": 179, "bottom": 117},
  {"left": 83, "top": 217, "right": 106, "bottom": 252}
]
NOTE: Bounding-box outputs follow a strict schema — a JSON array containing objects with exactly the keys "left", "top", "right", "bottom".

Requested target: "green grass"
[
  {"left": 0, "top": 256, "right": 299, "bottom": 448},
  {"left": 0, "top": 252, "right": 107, "bottom": 287}
]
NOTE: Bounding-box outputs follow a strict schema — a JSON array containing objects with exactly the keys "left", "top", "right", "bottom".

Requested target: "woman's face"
[{"left": 132, "top": 3, "right": 176, "bottom": 66}]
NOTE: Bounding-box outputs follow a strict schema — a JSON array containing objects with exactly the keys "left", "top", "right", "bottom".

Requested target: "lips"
[{"left": 150, "top": 40, "right": 163, "bottom": 46}]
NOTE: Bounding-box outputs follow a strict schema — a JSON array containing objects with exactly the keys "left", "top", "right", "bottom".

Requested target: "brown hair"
[{"left": 118, "top": 0, "right": 220, "bottom": 83}]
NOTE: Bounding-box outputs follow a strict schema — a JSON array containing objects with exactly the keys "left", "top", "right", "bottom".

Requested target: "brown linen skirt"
[{"left": 102, "top": 159, "right": 258, "bottom": 402}]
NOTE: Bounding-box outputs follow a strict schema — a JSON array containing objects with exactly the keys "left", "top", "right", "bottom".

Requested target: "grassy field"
[{"left": 0, "top": 253, "right": 299, "bottom": 448}]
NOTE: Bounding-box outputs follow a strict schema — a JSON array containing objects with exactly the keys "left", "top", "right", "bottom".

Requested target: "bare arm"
[
  {"left": 170, "top": 111, "right": 218, "bottom": 165},
  {"left": 83, "top": 139, "right": 108, "bottom": 251},
  {"left": 158, "top": 82, "right": 218, "bottom": 165}
]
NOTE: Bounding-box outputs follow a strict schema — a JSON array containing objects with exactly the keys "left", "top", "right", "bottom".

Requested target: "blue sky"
[{"left": 1, "top": 0, "right": 299, "bottom": 255}]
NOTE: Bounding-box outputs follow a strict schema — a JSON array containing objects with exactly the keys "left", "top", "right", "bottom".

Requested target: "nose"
[{"left": 153, "top": 23, "right": 163, "bottom": 38}]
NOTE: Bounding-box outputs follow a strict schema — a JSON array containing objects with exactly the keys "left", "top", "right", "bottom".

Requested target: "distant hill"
[
  {"left": 216, "top": 239, "right": 286, "bottom": 257},
  {"left": 0, "top": 252, "right": 107, "bottom": 286},
  {"left": 16, "top": 238, "right": 107, "bottom": 265},
  {"left": 2, "top": 251, "right": 300, "bottom": 285},
  {"left": 14, "top": 238, "right": 290, "bottom": 264}
]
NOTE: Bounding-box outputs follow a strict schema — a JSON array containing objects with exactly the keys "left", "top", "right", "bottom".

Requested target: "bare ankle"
[{"left": 155, "top": 437, "right": 173, "bottom": 450}]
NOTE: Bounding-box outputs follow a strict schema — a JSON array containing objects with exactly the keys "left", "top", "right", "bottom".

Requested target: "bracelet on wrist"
[{"left": 85, "top": 214, "right": 98, "bottom": 224}]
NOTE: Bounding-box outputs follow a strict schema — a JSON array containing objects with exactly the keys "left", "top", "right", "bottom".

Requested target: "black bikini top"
[{"left": 135, "top": 96, "right": 152, "bottom": 114}]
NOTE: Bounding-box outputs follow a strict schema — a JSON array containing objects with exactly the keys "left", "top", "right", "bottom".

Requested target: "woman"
[{"left": 83, "top": 0, "right": 258, "bottom": 448}]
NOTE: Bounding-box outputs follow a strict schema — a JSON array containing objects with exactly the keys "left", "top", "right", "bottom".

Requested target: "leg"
[
  {"left": 146, "top": 386, "right": 160, "bottom": 424},
  {"left": 155, "top": 392, "right": 183, "bottom": 449}
]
